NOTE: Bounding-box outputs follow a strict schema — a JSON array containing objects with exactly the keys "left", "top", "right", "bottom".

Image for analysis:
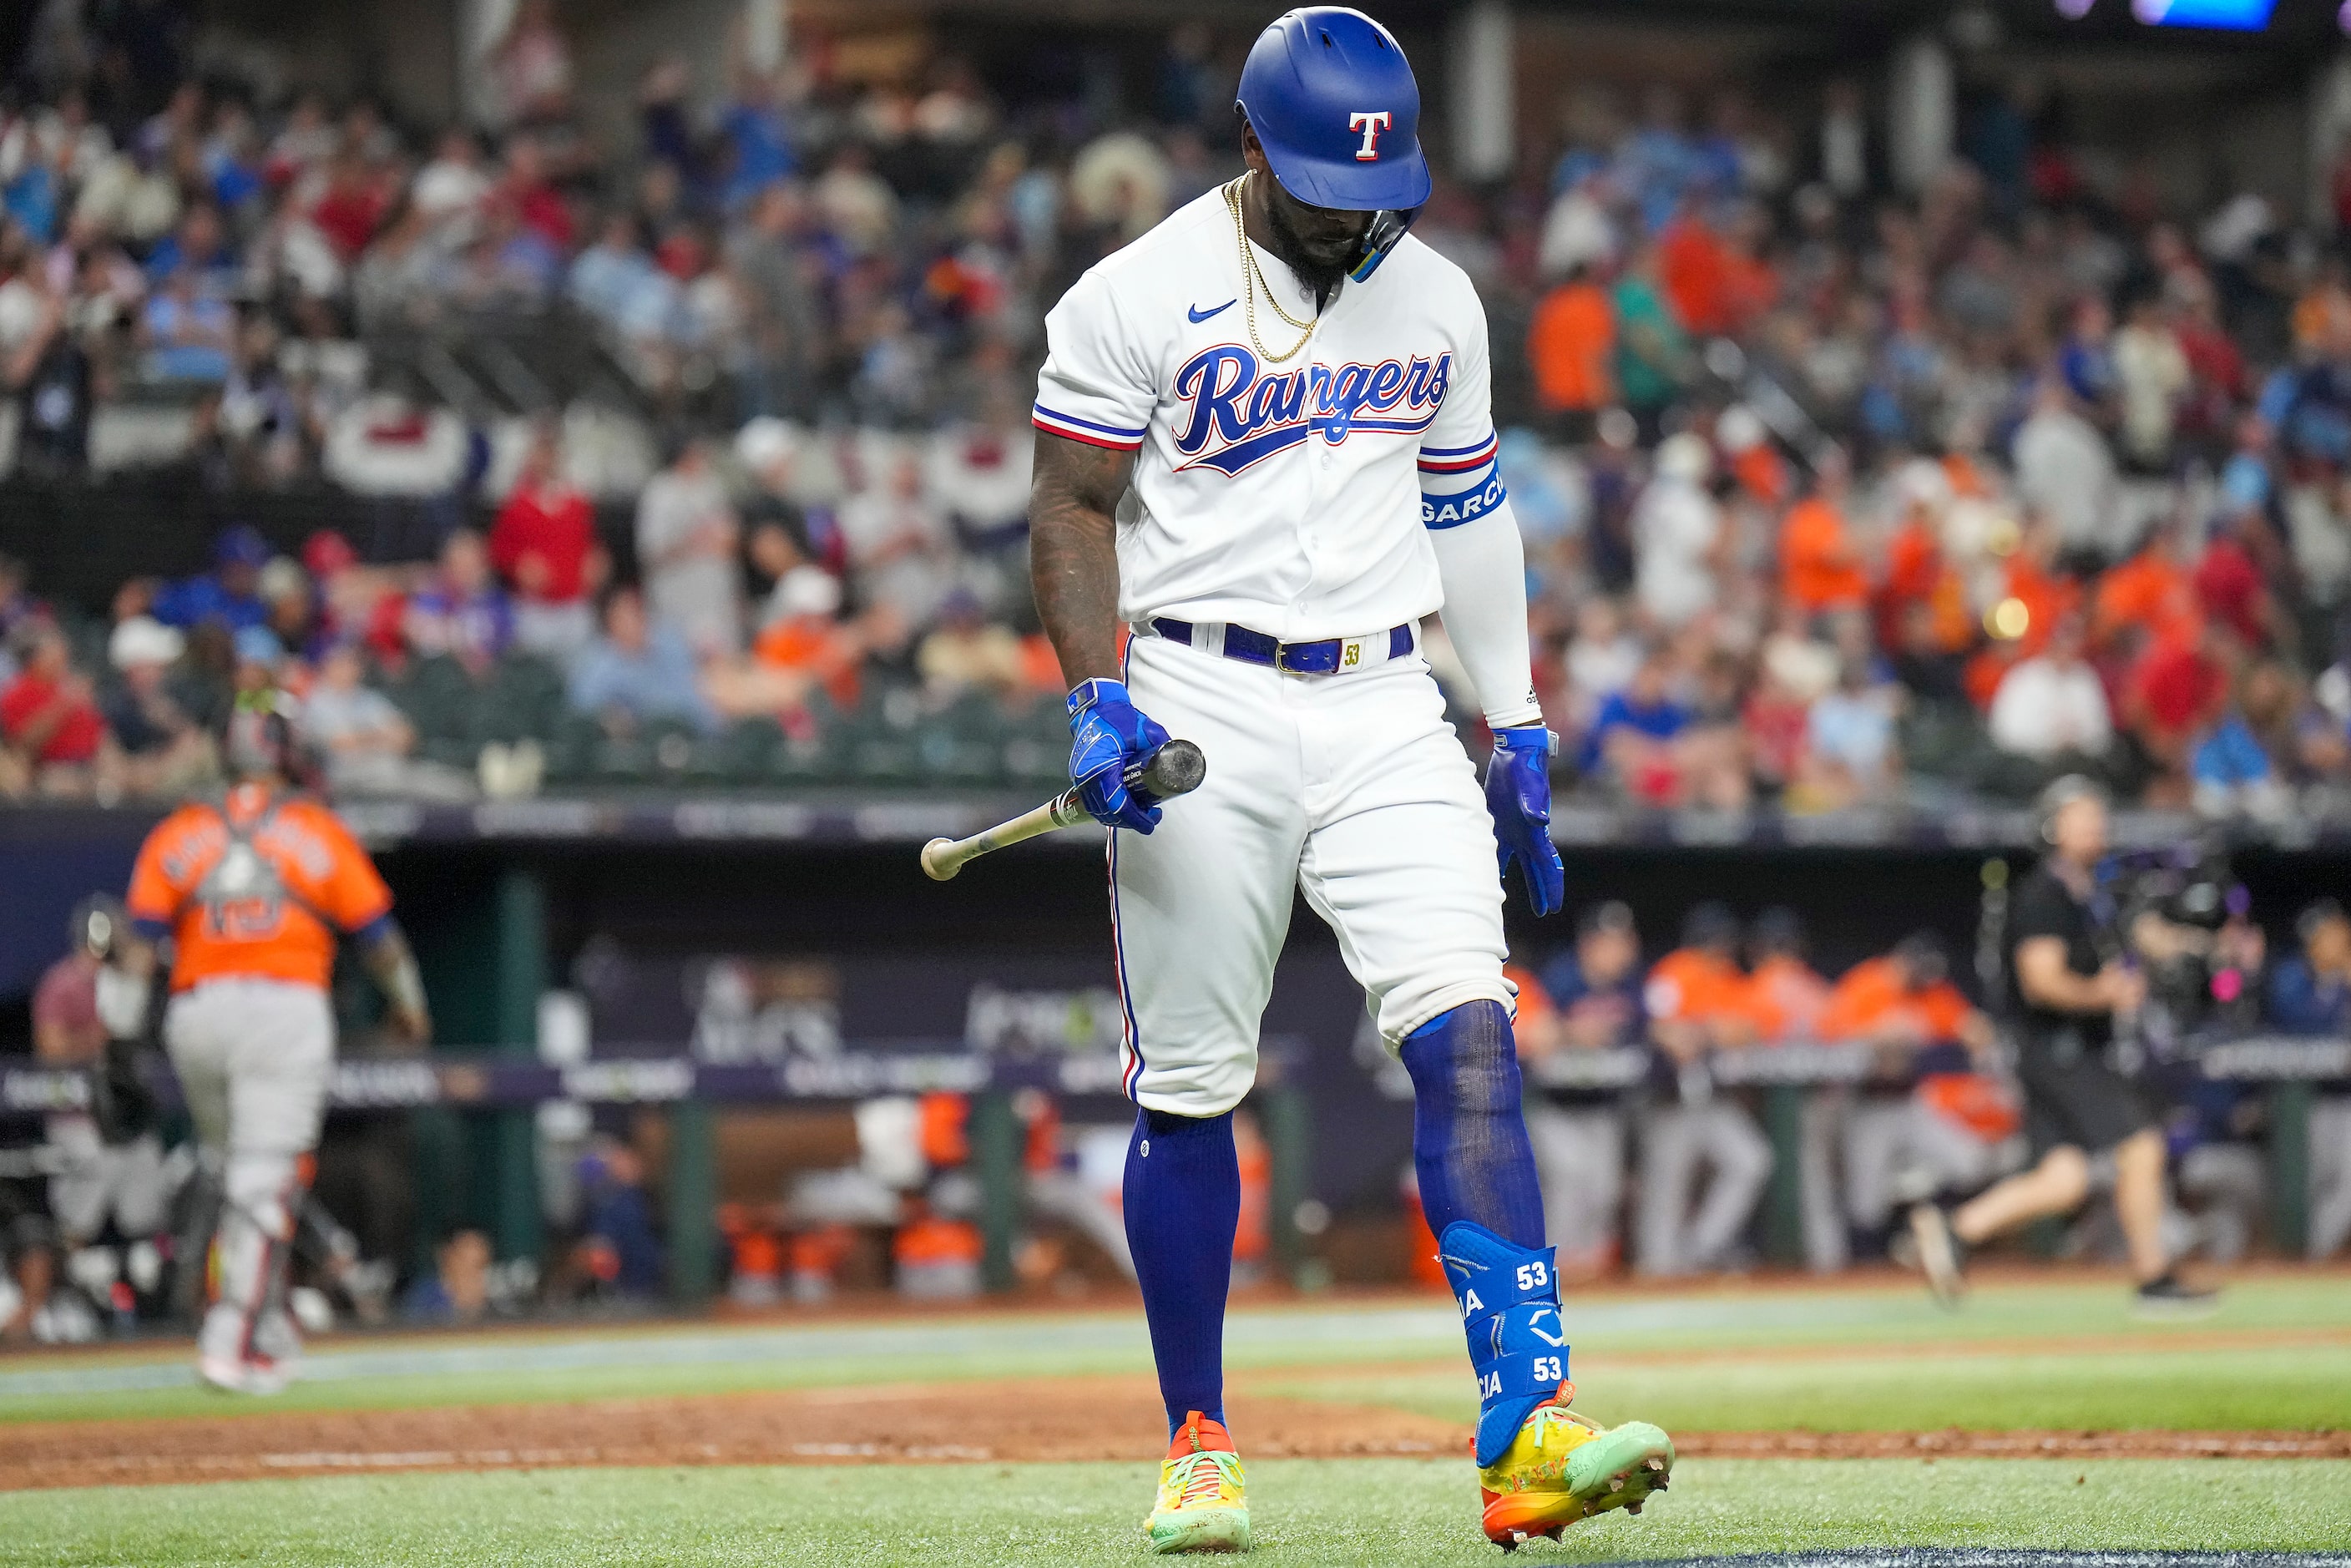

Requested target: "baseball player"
[
  {"left": 1028, "top": 9, "right": 1673, "bottom": 1551},
  {"left": 119, "top": 692, "right": 430, "bottom": 1392}
]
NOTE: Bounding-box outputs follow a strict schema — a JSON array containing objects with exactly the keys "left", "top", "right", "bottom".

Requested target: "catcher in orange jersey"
[{"left": 119, "top": 694, "right": 430, "bottom": 1392}]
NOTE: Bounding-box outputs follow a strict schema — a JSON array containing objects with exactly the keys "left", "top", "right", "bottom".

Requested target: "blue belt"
[{"left": 1149, "top": 617, "right": 1415, "bottom": 675}]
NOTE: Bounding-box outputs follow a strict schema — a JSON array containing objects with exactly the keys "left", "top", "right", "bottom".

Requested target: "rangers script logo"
[{"left": 1170, "top": 342, "right": 1451, "bottom": 477}]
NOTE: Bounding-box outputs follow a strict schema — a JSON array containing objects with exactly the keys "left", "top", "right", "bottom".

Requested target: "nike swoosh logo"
[{"left": 1187, "top": 299, "right": 1236, "bottom": 323}]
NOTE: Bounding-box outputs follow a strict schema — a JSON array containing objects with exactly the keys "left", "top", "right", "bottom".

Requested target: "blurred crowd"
[
  {"left": 6, "top": 8, "right": 2351, "bottom": 812},
  {"left": 0, "top": 0, "right": 1195, "bottom": 482},
  {"left": 1514, "top": 78, "right": 2351, "bottom": 819},
  {"left": 0, "top": 412, "right": 1069, "bottom": 802}
]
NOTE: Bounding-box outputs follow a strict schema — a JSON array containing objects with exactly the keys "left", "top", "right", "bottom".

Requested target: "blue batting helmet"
[{"left": 1236, "top": 8, "right": 1432, "bottom": 215}]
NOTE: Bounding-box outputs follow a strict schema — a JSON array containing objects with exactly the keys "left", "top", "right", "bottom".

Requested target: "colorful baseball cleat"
[
  {"left": 1478, "top": 1380, "right": 1675, "bottom": 1550},
  {"left": 1145, "top": 1410, "right": 1251, "bottom": 1555}
]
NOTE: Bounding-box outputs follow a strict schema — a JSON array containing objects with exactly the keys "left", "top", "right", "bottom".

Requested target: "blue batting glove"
[
  {"left": 1067, "top": 678, "right": 1171, "bottom": 834},
  {"left": 1486, "top": 725, "right": 1565, "bottom": 917}
]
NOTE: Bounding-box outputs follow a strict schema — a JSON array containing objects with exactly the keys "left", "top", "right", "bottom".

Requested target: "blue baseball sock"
[
  {"left": 1398, "top": 1000, "right": 1547, "bottom": 1248},
  {"left": 1124, "top": 1106, "right": 1238, "bottom": 1439}
]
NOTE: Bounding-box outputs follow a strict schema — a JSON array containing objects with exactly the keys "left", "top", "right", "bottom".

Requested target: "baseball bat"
[{"left": 920, "top": 739, "right": 1206, "bottom": 882}]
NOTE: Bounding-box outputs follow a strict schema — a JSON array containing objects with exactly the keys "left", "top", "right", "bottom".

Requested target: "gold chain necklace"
[{"left": 1222, "top": 173, "right": 1317, "bottom": 364}]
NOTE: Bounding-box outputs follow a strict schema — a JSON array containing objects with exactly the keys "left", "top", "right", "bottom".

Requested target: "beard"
[{"left": 1260, "top": 185, "right": 1354, "bottom": 302}]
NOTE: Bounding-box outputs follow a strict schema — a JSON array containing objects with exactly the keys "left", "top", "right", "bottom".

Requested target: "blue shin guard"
[
  {"left": 1399, "top": 1000, "right": 1547, "bottom": 1247},
  {"left": 1438, "top": 1220, "right": 1571, "bottom": 1467}
]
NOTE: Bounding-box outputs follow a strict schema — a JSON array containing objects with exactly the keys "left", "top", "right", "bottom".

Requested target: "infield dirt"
[{"left": 6, "top": 1372, "right": 2345, "bottom": 1491}]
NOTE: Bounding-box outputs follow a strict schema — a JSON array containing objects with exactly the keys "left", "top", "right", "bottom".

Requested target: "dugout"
[{"left": 6, "top": 799, "right": 2347, "bottom": 1303}]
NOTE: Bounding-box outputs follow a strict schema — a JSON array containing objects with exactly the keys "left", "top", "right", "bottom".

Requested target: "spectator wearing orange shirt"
[
  {"left": 2291, "top": 255, "right": 2351, "bottom": 358},
  {"left": 1779, "top": 448, "right": 1868, "bottom": 617},
  {"left": 742, "top": 566, "right": 864, "bottom": 714},
  {"left": 1634, "top": 904, "right": 1773, "bottom": 1276},
  {"left": 2092, "top": 521, "right": 2202, "bottom": 655},
  {"left": 1717, "top": 404, "right": 1791, "bottom": 508},
  {"left": 1823, "top": 933, "right": 2015, "bottom": 1256},
  {"left": 1875, "top": 479, "right": 1972, "bottom": 662},
  {"left": 1526, "top": 263, "right": 1616, "bottom": 442}
]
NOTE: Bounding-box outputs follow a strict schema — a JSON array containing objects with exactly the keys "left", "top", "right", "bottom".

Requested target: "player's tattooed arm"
[{"left": 1029, "top": 430, "right": 1135, "bottom": 687}]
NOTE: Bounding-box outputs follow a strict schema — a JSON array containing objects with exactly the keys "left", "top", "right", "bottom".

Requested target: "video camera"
[{"left": 2103, "top": 841, "right": 2262, "bottom": 1050}]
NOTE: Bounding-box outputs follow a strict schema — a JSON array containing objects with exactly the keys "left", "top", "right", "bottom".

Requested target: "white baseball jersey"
[
  {"left": 1034, "top": 185, "right": 1519, "bottom": 1117},
  {"left": 1033, "top": 186, "right": 1506, "bottom": 642}
]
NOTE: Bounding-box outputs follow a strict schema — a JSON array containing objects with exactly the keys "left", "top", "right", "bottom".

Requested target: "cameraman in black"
[{"left": 1910, "top": 778, "right": 2214, "bottom": 1312}]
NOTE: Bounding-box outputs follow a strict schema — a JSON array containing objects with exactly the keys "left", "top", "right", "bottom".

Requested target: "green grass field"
[
  {"left": 2, "top": 1274, "right": 2346, "bottom": 1565},
  {"left": 3, "top": 1459, "right": 2348, "bottom": 1567}
]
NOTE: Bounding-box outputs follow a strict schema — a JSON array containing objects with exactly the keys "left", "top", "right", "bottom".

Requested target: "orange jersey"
[
  {"left": 126, "top": 783, "right": 392, "bottom": 993},
  {"left": 1642, "top": 948, "right": 1747, "bottom": 1025},
  {"left": 1818, "top": 956, "right": 1974, "bottom": 1044},
  {"left": 1737, "top": 954, "right": 1831, "bottom": 1043},
  {"left": 1916, "top": 1071, "right": 2022, "bottom": 1143}
]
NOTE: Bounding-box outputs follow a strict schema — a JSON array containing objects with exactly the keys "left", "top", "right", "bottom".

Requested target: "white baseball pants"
[
  {"left": 1841, "top": 1095, "right": 2010, "bottom": 1232},
  {"left": 164, "top": 979, "right": 333, "bottom": 1366},
  {"left": 1633, "top": 1099, "right": 1772, "bottom": 1277},
  {"left": 1110, "top": 633, "right": 1513, "bottom": 1117},
  {"left": 43, "top": 1119, "right": 169, "bottom": 1243}
]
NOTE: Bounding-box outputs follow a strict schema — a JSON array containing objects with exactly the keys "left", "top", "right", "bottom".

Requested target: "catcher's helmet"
[
  {"left": 1236, "top": 8, "right": 1431, "bottom": 231},
  {"left": 222, "top": 687, "right": 321, "bottom": 790}
]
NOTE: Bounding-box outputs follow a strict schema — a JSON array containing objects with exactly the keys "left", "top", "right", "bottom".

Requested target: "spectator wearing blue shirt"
[
  {"left": 2192, "top": 711, "right": 2282, "bottom": 817},
  {"left": 402, "top": 529, "right": 513, "bottom": 676},
  {"left": 1580, "top": 651, "right": 1690, "bottom": 776},
  {"left": 1582, "top": 650, "right": 1746, "bottom": 807},
  {"left": 574, "top": 1140, "right": 665, "bottom": 1298},
  {"left": 1523, "top": 901, "right": 1646, "bottom": 1277},
  {"left": 2057, "top": 296, "right": 2117, "bottom": 413},
  {"left": 4, "top": 158, "right": 59, "bottom": 243},
  {"left": 2269, "top": 900, "right": 2351, "bottom": 1260},
  {"left": 203, "top": 104, "right": 266, "bottom": 215},
  {"left": 1541, "top": 901, "right": 1649, "bottom": 1050},
  {"left": 2257, "top": 355, "right": 2351, "bottom": 468},
  {"left": 717, "top": 71, "right": 796, "bottom": 213},
  {"left": 140, "top": 263, "right": 236, "bottom": 382},
  {"left": 150, "top": 526, "right": 270, "bottom": 634},
  {"left": 2270, "top": 900, "right": 2351, "bottom": 1034},
  {"left": 141, "top": 204, "right": 234, "bottom": 293},
  {"left": 569, "top": 212, "right": 681, "bottom": 348},
  {"left": 568, "top": 586, "right": 719, "bottom": 736}
]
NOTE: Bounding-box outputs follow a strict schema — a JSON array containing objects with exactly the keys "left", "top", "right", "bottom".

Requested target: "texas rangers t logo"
[{"left": 1349, "top": 110, "right": 1392, "bottom": 161}]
